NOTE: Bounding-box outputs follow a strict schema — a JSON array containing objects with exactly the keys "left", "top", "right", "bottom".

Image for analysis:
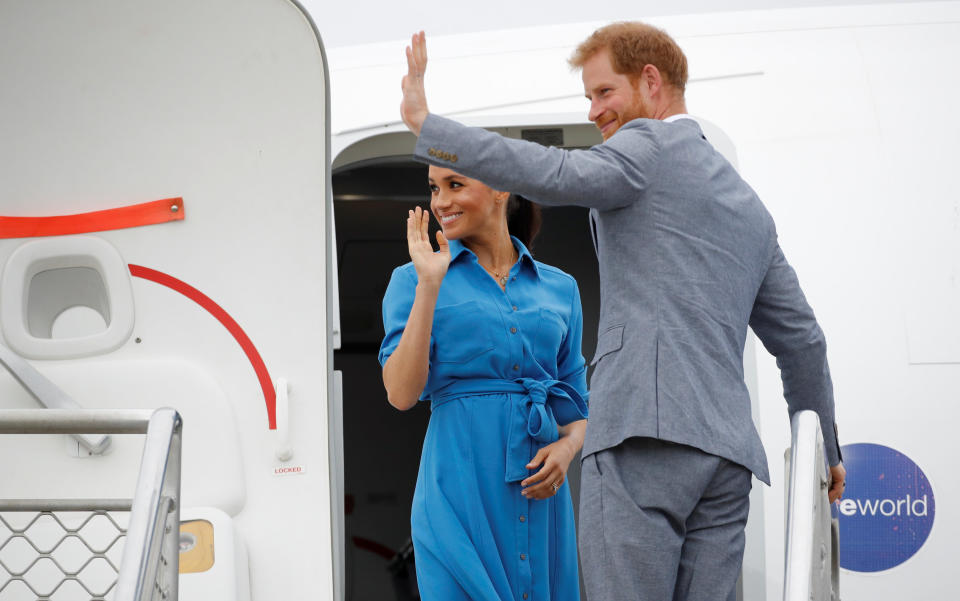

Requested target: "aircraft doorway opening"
[{"left": 333, "top": 158, "right": 600, "bottom": 601}]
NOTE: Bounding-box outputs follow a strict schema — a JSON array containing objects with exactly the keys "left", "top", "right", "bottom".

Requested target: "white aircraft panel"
[{"left": 0, "top": 1, "right": 334, "bottom": 600}]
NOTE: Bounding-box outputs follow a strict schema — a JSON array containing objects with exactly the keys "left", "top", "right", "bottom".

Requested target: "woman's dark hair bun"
[{"left": 506, "top": 194, "right": 542, "bottom": 251}]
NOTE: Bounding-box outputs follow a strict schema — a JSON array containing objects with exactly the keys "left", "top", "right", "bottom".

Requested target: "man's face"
[{"left": 582, "top": 49, "right": 651, "bottom": 141}]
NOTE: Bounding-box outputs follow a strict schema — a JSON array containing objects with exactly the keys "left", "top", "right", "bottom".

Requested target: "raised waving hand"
[
  {"left": 400, "top": 31, "right": 429, "bottom": 136},
  {"left": 407, "top": 206, "right": 449, "bottom": 287}
]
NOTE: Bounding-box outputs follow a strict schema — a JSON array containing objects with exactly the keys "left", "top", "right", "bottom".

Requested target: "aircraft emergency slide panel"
[{"left": 0, "top": 1, "right": 335, "bottom": 600}]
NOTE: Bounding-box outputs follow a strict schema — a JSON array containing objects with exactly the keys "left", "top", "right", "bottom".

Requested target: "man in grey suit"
[{"left": 399, "top": 23, "right": 846, "bottom": 601}]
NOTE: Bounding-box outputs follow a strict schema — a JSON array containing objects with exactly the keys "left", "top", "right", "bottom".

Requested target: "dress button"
[
  {"left": 513, "top": 364, "right": 520, "bottom": 371},
  {"left": 520, "top": 553, "right": 526, "bottom": 560},
  {"left": 519, "top": 515, "right": 526, "bottom": 522},
  {"left": 512, "top": 305, "right": 518, "bottom": 311},
  {"left": 510, "top": 327, "right": 517, "bottom": 334}
]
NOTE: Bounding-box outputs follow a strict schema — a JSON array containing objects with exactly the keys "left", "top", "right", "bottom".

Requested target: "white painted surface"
[
  {"left": 0, "top": 1, "right": 333, "bottom": 600},
  {"left": 303, "top": 0, "right": 935, "bottom": 48},
  {"left": 178, "top": 507, "right": 252, "bottom": 601}
]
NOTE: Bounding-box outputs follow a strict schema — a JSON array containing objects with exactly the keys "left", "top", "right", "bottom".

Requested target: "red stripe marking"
[
  {"left": 0, "top": 198, "right": 184, "bottom": 238},
  {"left": 129, "top": 264, "right": 276, "bottom": 429}
]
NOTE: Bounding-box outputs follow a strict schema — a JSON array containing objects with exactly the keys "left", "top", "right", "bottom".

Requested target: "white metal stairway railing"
[
  {"left": 0, "top": 342, "right": 111, "bottom": 455},
  {"left": 783, "top": 410, "right": 840, "bottom": 601},
  {"left": 0, "top": 408, "right": 182, "bottom": 601}
]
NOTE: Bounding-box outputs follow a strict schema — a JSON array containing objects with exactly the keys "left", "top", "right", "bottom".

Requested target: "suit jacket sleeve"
[
  {"left": 749, "top": 243, "right": 842, "bottom": 466},
  {"left": 414, "top": 114, "right": 659, "bottom": 211}
]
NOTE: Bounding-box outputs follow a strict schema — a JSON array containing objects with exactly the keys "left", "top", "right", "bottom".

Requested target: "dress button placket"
[
  {"left": 504, "top": 294, "right": 521, "bottom": 374},
  {"left": 517, "top": 483, "right": 531, "bottom": 601},
  {"left": 506, "top": 288, "right": 531, "bottom": 599}
]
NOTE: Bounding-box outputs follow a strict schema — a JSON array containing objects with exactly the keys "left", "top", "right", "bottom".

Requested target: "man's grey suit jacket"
[{"left": 414, "top": 114, "right": 840, "bottom": 484}]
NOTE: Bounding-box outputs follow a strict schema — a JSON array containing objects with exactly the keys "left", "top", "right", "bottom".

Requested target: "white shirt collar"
[{"left": 663, "top": 113, "right": 694, "bottom": 123}]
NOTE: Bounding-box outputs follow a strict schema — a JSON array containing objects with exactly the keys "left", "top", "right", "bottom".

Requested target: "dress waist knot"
[{"left": 430, "top": 378, "right": 588, "bottom": 482}]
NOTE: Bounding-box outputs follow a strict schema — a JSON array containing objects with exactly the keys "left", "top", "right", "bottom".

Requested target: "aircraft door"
[{"left": 0, "top": 1, "right": 335, "bottom": 600}]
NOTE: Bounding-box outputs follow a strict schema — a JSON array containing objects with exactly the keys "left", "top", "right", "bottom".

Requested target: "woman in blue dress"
[{"left": 379, "top": 165, "right": 589, "bottom": 601}]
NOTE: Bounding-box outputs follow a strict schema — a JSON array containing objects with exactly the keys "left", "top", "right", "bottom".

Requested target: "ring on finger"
[{"left": 551, "top": 482, "right": 560, "bottom": 492}]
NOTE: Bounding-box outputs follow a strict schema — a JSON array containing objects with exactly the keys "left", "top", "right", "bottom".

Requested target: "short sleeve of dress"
[
  {"left": 378, "top": 265, "right": 418, "bottom": 367},
  {"left": 558, "top": 278, "right": 589, "bottom": 408}
]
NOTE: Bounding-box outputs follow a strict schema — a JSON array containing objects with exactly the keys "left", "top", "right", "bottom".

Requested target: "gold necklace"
[
  {"left": 482, "top": 247, "right": 517, "bottom": 287},
  {"left": 483, "top": 260, "right": 514, "bottom": 287}
]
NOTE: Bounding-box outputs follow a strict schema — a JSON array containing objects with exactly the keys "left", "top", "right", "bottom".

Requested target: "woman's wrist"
[
  {"left": 558, "top": 421, "right": 586, "bottom": 453},
  {"left": 415, "top": 279, "right": 442, "bottom": 296},
  {"left": 558, "top": 431, "right": 583, "bottom": 455}
]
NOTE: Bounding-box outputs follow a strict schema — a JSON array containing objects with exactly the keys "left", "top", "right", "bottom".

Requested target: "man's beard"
[
  {"left": 598, "top": 90, "right": 653, "bottom": 140},
  {"left": 624, "top": 92, "right": 653, "bottom": 122}
]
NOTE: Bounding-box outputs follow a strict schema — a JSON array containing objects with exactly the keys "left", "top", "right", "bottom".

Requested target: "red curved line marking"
[
  {"left": 128, "top": 264, "right": 276, "bottom": 430},
  {"left": 0, "top": 198, "right": 184, "bottom": 239}
]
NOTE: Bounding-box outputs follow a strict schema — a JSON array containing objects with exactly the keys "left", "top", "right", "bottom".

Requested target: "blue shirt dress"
[{"left": 380, "top": 236, "right": 589, "bottom": 601}]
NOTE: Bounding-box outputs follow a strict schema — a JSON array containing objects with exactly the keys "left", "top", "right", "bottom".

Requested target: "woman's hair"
[{"left": 506, "top": 194, "right": 542, "bottom": 250}]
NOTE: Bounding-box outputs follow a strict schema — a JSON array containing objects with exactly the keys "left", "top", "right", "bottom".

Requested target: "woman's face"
[{"left": 428, "top": 166, "right": 506, "bottom": 240}]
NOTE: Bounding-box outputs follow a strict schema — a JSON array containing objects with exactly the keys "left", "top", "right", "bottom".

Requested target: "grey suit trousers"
[{"left": 579, "top": 438, "right": 752, "bottom": 601}]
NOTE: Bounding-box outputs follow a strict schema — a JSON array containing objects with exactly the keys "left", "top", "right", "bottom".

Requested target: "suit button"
[
  {"left": 520, "top": 553, "right": 526, "bottom": 560},
  {"left": 510, "top": 327, "right": 517, "bottom": 334},
  {"left": 428, "top": 148, "right": 436, "bottom": 157},
  {"left": 451, "top": 154, "right": 458, "bottom": 163},
  {"left": 519, "top": 515, "right": 526, "bottom": 522},
  {"left": 513, "top": 364, "right": 520, "bottom": 371},
  {"left": 512, "top": 305, "right": 518, "bottom": 311},
  {"left": 523, "top": 594, "right": 529, "bottom": 600}
]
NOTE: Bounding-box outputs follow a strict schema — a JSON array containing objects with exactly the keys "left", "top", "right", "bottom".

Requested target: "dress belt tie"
[{"left": 430, "top": 378, "right": 588, "bottom": 483}]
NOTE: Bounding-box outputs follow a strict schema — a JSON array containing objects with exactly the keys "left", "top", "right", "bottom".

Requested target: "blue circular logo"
[{"left": 838, "top": 443, "right": 935, "bottom": 572}]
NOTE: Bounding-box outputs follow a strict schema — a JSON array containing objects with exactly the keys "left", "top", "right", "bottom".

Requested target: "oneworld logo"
[
  {"left": 838, "top": 443, "right": 935, "bottom": 572},
  {"left": 838, "top": 494, "right": 930, "bottom": 519}
]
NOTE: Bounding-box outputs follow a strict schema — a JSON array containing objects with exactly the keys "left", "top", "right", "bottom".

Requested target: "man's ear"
[{"left": 641, "top": 63, "right": 663, "bottom": 98}]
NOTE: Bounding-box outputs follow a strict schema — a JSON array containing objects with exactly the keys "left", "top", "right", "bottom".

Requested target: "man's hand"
[
  {"left": 400, "top": 31, "right": 429, "bottom": 136},
  {"left": 828, "top": 462, "right": 846, "bottom": 504}
]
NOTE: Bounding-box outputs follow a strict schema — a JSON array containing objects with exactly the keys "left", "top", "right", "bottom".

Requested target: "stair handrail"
[
  {"left": 783, "top": 410, "right": 839, "bottom": 601},
  {"left": 0, "top": 407, "right": 182, "bottom": 601},
  {"left": 0, "top": 342, "right": 111, "bottom": 453}
]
